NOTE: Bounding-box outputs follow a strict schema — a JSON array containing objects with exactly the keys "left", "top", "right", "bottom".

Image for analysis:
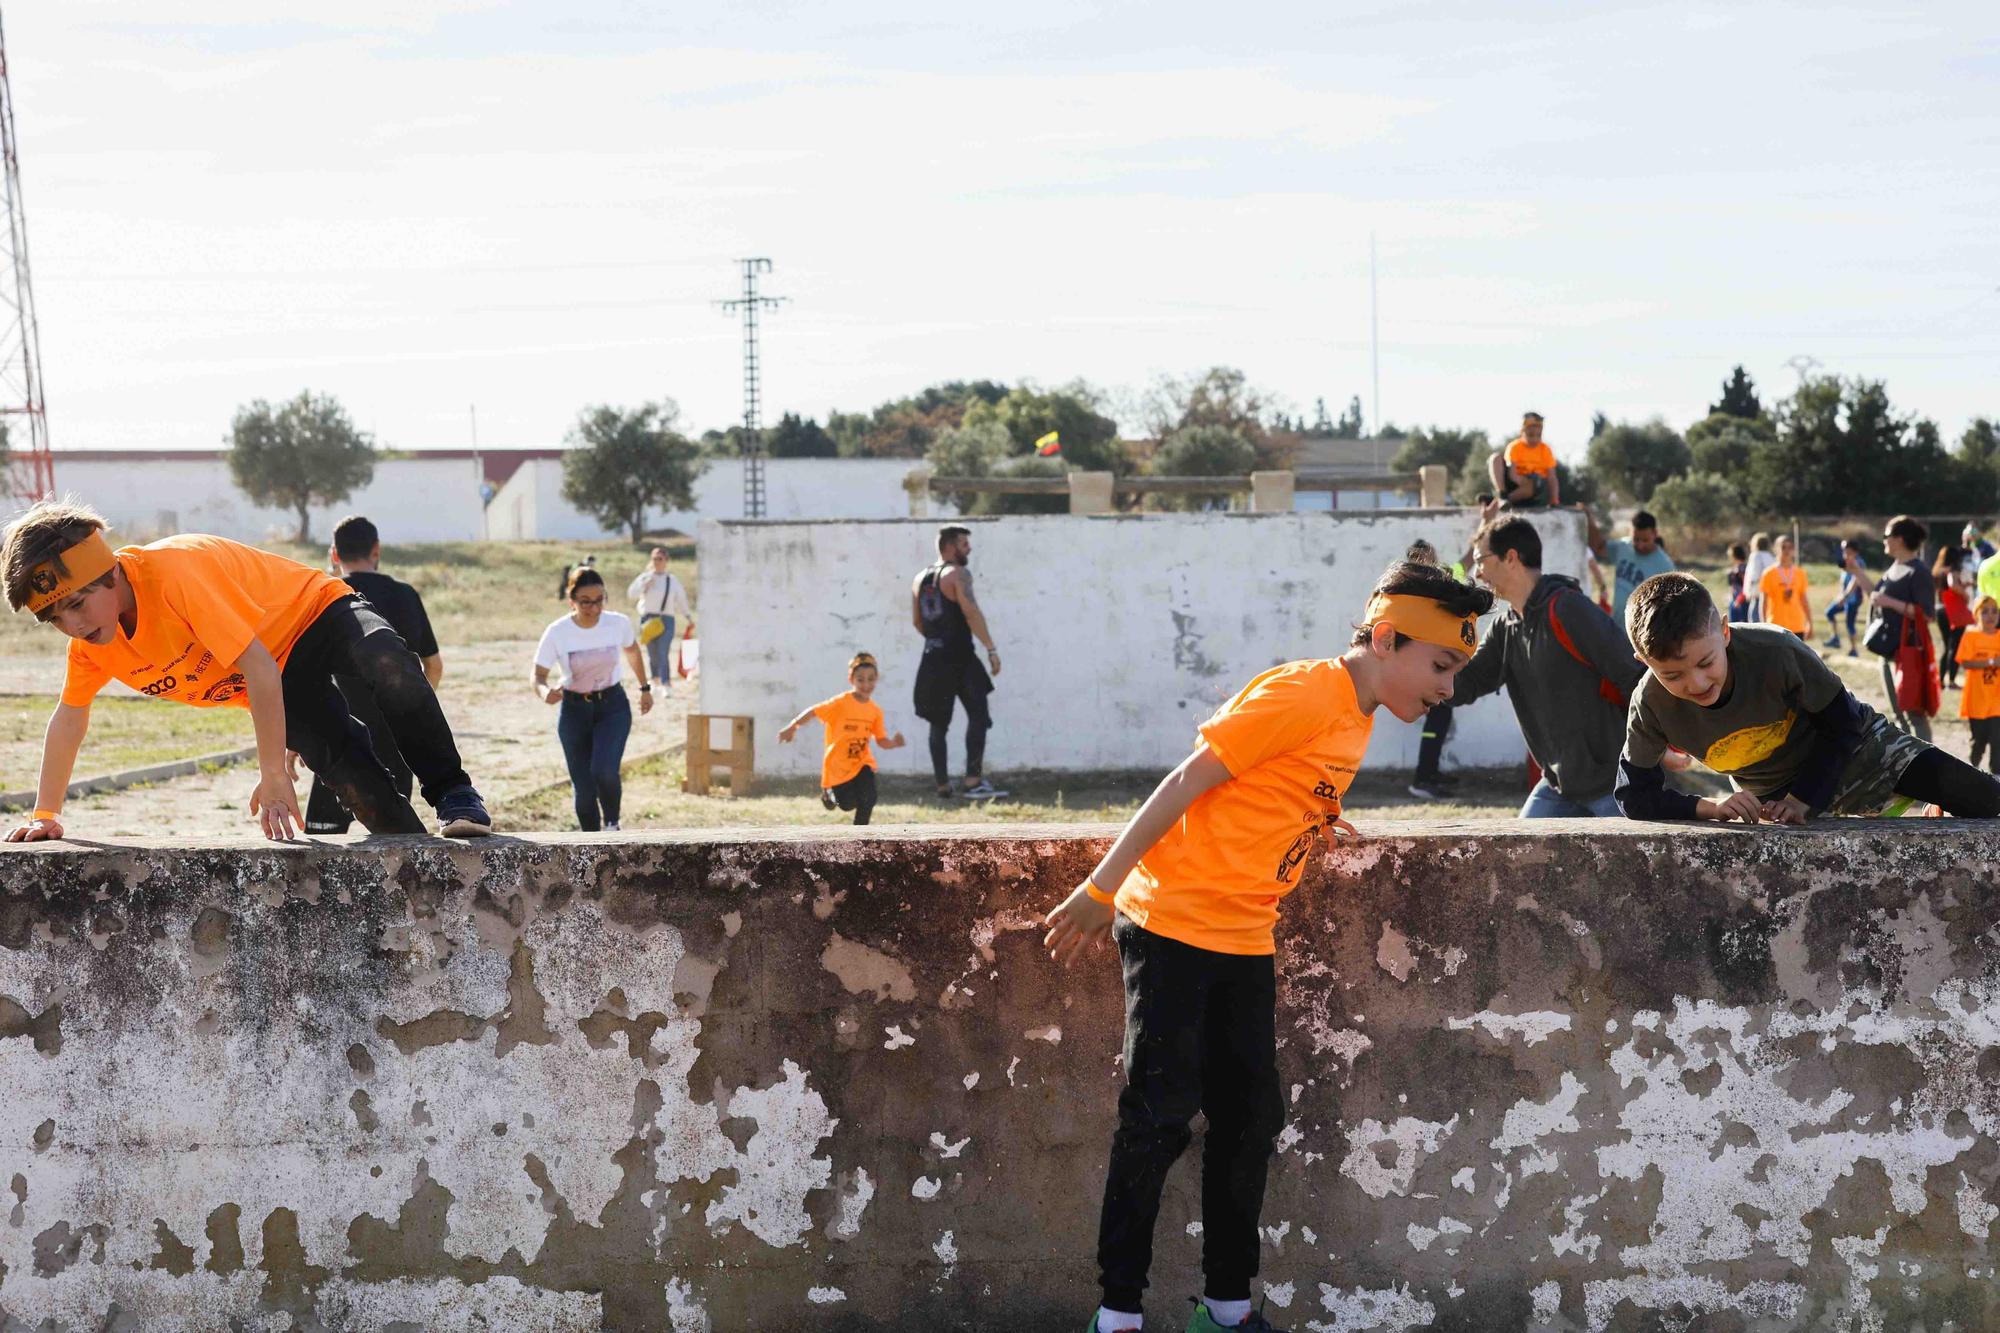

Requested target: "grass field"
[{"left": 0, "top": 694, "right": 253, "bottom": 779}]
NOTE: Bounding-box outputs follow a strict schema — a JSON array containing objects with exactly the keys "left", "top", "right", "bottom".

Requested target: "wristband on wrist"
[
  {"left": 31, "top": 808, "right": 57, "bottom": 821},
  {"left": 1083, "top": 873, "right": 1114, "bottom": 905},
  {"left": 639, "top": 682, "right": 652, "bottom": 692}
]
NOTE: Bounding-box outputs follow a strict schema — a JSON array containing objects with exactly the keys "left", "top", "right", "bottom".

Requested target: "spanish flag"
[{"left": 1035, "top": 430, "right": 1061, "bottom": 457}]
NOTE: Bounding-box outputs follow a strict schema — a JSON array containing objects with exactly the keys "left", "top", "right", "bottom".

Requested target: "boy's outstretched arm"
[
  {"left": 1044, "top": 746, "right": 1233, "bottom": 966},
  {"left": 6, "top": 702, "right": 91, "bottom": 842},
  {"left": 1617, "top": 755, "right": 1762, "bottom": 823},
  {"left": 237, "top": 641, "right": 302, "bottom": 841},
  {"left": 777, "top": 707, "right": 817, "bottom": 743}
]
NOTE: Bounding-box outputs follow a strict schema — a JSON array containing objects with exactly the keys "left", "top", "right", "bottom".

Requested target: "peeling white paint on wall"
[
  {"left": 1338, "top": 1116, "right": 1457, "bottom": 1199},
  {"left": 805, "top": 1286, "right": 847, "bottom": 1304},
  {"left": 1308, "top": 1282, "right": 1437, "bottom": 1333},
  {"left": 1445, "top": 1010, "right": 1573, "bottom": 1046}
]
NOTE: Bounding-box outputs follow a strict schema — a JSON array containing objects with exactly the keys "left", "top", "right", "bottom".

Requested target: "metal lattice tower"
[
  {"left": 717, "top": 258, "right": 786, "bottom": 518},
  {"left": 0, "top": 10, "right": 50, "bottom": 503}
]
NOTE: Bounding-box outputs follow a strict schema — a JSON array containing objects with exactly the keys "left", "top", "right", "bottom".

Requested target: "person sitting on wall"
[
  {"left": 777, "top": 651, "right": 907, "bottom": 825},
  {"left": 1451, "top": 509, "right": 1658, "bottom": 817},
  {"left": 2, "top": 499, "right": 491, "bottom": 842},
  {"left": 1042, "top": 558, "right": 1494, "bottom": 1333},
  {"left": 1486, "top": 411, "right": 1560, "bottom": 510},
  {"left": 1615, "top": 572, "right": 2000, "bottom": 821}
]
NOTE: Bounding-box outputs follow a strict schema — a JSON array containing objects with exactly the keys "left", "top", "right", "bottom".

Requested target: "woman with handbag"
[{"left": 1851, "top": 515, "right": 1937, "bottom": 740}]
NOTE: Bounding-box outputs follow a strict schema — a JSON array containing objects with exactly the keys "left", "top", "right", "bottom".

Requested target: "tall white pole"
[
  {"left": 470, "top": 404, "right": 486, "bottom": 542},
  {"left": 1370, "top": 231, "right": 1381, "bottom": 463}
]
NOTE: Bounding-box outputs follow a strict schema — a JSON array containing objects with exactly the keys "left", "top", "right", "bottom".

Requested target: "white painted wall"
[
  {"left": 698, "top": 509, "right": 1591, "bottom": 778},
  {"left": 48, "top": 455, "right": 489, "bottom": 543},
  {"left": 485, "top": 457, "right": 950, "bottom": 541}
]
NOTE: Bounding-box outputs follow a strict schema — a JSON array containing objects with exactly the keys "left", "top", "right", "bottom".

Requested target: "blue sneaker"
[{"left": 436, "top": 785, "right": 492, "bottom": 838}]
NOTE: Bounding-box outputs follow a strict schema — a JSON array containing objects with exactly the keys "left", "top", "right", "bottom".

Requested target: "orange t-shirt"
[
  {"left": 59, "top": 535, "right": 352, "bottom": 710},
  {"left": 1504, "top": 436, "right": 1556, "bottom": 479},
  {"left": 1114, "top": 657, "right": 1373, "bottom": 956},
  {"left": 1957, "top": 628, "right": 2000, "bottom": 719},
  {"left": 1758, "top": 565, "right": 1811, "bottom": 634},
  {"left": 811, "top": 692, "right": 889, "bottom": 787}
]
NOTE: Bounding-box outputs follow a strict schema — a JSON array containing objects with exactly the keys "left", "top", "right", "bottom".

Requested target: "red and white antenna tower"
[{"left": 0, "top": 9, "right": 52, "bottom": 503}]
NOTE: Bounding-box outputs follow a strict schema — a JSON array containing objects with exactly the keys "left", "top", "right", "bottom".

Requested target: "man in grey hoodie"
[{"left": 1455, "top": 511, "right": 1648, "bottom": 817}]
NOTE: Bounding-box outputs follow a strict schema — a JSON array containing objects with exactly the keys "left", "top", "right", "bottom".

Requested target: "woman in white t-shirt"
[{"left": 531, "top": 568, "right": 654, "bottom": 831}]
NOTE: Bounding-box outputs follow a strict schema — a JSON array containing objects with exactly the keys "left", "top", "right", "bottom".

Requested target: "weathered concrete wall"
[
  {"left": 6, "top": 824, "right": 2000, "bottom": 1330},
  {"left": 698, "top": 510, "right": 1590, "bottom": 778}
]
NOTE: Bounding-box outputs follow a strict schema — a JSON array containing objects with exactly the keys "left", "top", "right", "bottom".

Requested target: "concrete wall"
[
  {"left": 698, "top": 510, "right": 1588, "bottom": 778},
  {"left": 5, "top": 823, "right": 2000, "bottom": 1330},
  {"left": 486, "top": 459, "right": 949, "bottom": 542},
  {"left": 46, "top": 456, "right": 489, "bottom": 544}
]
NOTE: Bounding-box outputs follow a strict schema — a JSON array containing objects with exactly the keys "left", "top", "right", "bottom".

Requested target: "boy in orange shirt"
[
  {"left": 1043, "top": 560, "right": 1494, "bottom": 1333},
  {"left": 2, "top": 500, "right": 490, "bottom": 842},
  {"left": 1757, "top": 534, "right": 1811, "bottom": 637},
  {"left": 1486, "top": 410, "right": 1560, "bottom": 509},
  {"left": 778, "top": 652, "right": 906, "bottom": 825},
  {"left": 1958, "top": 596, "right": 2000, "bottom": 772}
]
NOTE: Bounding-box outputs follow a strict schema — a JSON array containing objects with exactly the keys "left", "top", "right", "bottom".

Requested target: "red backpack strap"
[{"left": 1548, "top": 595, "right": 1628, "bottom": 710}]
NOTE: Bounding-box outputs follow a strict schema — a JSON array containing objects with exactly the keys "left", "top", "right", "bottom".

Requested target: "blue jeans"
[
  {"left": 640, "top": 614, "right": 674, "bottom": 686},
  {"left": 1519, "top": 777, "right": 1621, "bottom": 818},
  {"left": 557, "top": 687, "right": 632, "bottom": 831}
]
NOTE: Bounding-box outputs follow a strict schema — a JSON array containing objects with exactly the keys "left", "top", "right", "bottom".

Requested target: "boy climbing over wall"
[
  {"left": 1, "top": 500, "right": 491, "bottom": 842},
  {"left": 777, "top": 652, "right": 906, "bottom": 825},
  {"left": 1042, "top": 559, "right": 1495, "bottom": 1333},
  {"left": 1615, "top": 571, "right": 2000, "bottom": 822}
]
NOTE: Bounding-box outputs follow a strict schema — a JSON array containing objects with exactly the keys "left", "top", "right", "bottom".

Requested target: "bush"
[
  {"left": 1648, "top": 470, "right": 1742, "bottom": 537},
  {"left": 1149, "top": 426, "right": 1258, "bottom": 511}
]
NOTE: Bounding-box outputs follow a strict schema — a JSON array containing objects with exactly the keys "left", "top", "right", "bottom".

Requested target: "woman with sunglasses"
[{"left": 531, "top": 567, "right": 653, "bottom": 831}]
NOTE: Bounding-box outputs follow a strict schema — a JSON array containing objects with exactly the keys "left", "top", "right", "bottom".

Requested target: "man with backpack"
[{"left": 1455, "top": 510, "right": 1655, "bottom": 816}]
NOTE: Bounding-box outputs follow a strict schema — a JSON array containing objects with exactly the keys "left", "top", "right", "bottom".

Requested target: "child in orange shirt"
[
  {"left": 1958, "top": 597, "right": 2000, "bottom": 773},
  {"left": 778, "top": 652, "right": 906, "bottom": 825},
  {"left": 1487, "top": 410, "right": 1560, "bottom": 509},
  {"left": 1757, "top": 535, "right": 1811, "bottom": 637},
  {"left": 1043, "top": 560, "right": 1494, "bottom": 1333},
  {"left": 1, "top": 501, "right": 490, "bottom": 842}
]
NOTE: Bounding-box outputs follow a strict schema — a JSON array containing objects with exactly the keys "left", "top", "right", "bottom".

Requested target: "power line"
[{"left": 716, "top": 258, "right": 787, "bottom": 519}]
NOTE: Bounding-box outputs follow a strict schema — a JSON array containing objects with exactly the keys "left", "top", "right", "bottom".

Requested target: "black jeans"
[
  {"left": 1097, "top": 915, "right": 1283, "bottom": 1315},
  {"left": 1939, "top": 612, "right": 1965, "bottom": 688},
  {"left": 557, "top": 689, "right": 632, "bottom": 831},
  {"left": 1415, "top": 701, "right": 1454, "bottom": 781},
  {"left": 1896, "top": 745, "right": 2000, "bottom": 816},
  {"left": 927, "top": 692, "right": 990, "bottom": 787},
  {"left": 283, "top": 598, "right": 470, "bottom": 835},
  {"left": 830, "top": 766, "right": 877, "bottom": 825},
  {"left": 303, "top": 672, "right": 412, "bottom": 835},
  {"left": 1972, "top": 718, "right": 2000, "bottom": 774}
]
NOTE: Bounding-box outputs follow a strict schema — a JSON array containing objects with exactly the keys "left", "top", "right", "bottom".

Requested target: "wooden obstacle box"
[{"left": 683, "top": 714, "right": 754, "bottom": 796}]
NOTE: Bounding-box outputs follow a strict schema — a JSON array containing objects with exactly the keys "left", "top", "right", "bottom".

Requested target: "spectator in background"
[
  {"left": 627, "top": 546, "right": 693, "bottom": 690},
  {"left": 1980, "top": 543, "right": 2000, "bottom": 611},
  {"left": 1963, "top": 522, "right": 1996, "bottom": 569},
  {"left": 557, "top": 554, "right": 596, "bottom": 603},
  {"left": 1823, "top": 540, "right": 1863, "bottom": 656},
  {"left": 1758, "top": 535, "right": 1811, "bottom": 639},
  {"left": 1405, "top": 539, "right": 1462, "bottom": 800},
  {"left": 531, "top": 568, "right": 653, "bottom": 832},
  {"left": 1936, "top": 545, "right": 1973, "bottom": 691},
  {"left": 1587, "top": 508, "right": 1676, "bottom": 632},
  {"left": 1487, "top": 412, "right": 1560, "bottom": 509},
  {"left": 1725, "top": 543, "right": 1752, "bottom": 624},
  {"left": 1959, "top": 596, "right": 2000, "bottom": 773},
  {"left": 1744, "top": 533, "right": 1776, "bottom": 622},
  {"left": 1848, "top": 515, "right": 1936, "bottom": 741}
]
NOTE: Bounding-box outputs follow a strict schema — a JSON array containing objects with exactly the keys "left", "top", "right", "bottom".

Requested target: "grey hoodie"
[{"left": 1453, "top": 573, "right": 1644, "bottom": 801}]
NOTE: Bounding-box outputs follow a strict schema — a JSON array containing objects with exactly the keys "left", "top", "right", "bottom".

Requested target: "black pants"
[
  {"left": 927, "top": 692, "right": 990, "bottom": 787},
  {"left": 283, "top": 598, "right": 471, "bottom": 835},
  {"left": 1971, "top": 718, "right": 2000, "bottom": 774},
  {"left": 1097, "top": 915, "right": 1283, "bottom": 1315},
  {"left": 1896, "top": 745, "right": 2000, "bottom": 816},
  {"left": 1415, "top": 701, "right": 1453, "bottom": 781},
  {"left": 830, "top": 766, "right": 877, "bottom": 825},
  {"left": 304, "top": 673, "right": 412, "bottom": 835},
  {"left": 1939, "top": 612, "right": 1965, "bottom": 687}
]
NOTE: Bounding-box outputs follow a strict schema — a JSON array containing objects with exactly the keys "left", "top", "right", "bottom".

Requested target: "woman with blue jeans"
[{"left": 531, "top": 569, "right": 653, "bottom": 831}]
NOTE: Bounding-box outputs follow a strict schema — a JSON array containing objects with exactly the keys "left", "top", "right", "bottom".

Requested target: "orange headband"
[
  {"left": 25, "top": 531, "right": 116, "bottom": 616},
  {"left": 1364, "top": 592, "right": 1479, "bottom": 655},
  {"left": 848, "top": 653, "right": 878, "bottom": 673}
]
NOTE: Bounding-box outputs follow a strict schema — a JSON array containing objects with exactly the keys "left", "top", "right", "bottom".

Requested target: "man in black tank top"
[{"left": 912, "top": 524, "right": 1005, "bottom": 799}]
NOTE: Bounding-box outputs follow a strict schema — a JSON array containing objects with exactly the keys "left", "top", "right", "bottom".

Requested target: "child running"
[
  {"left": 778, "top": 652, "right": 906, "bottom": 825},
  {"left": 1616, "top": 572, "right": 2000, "bottom": 821},
  {"left": 1959, "top": 597, "right": 2000, "bottom": 774},
  {"left": 1757, "top": 535, "right": 1811, "bottom": 639},
  {"left": 1822, "top": 540, "right": 1863, "bottom": 654},
  {"left": 1042, "top": 559, "right": 1493, "bottom": 1333},
  {"left": 2, "top": 501, "right": 490, "bottom": 841}
]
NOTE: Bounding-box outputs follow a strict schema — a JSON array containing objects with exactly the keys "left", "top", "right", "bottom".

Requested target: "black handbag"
[{"left": 1864, "top": 611, "right": 1898, "bottom": 658}]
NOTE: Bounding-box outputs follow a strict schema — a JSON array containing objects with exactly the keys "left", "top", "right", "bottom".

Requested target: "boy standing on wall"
[
  {"left": 1, "top": 501, "right": 491, "bottom": 842},
  {"left": 1615, "top": 572, "right": 2000, "bottom": 822},
  {"left": 1043, "top": 559, "right": 1494, "bottom": 1333}
]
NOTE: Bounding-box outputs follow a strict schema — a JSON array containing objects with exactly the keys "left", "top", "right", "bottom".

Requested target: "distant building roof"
[
  {"left": 1291, "top": 435, "right": 1402, "bottom": 475},
  {"left": 47, "top": 447, "right": 565, "bottom": 490}
]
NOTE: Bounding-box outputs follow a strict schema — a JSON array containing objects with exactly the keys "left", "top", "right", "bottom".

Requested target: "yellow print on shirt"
[{"left": 1702, "top": 710, "right": 1796, "bottom": 772}]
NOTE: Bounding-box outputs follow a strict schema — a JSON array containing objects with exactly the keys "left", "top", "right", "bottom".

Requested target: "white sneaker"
[
  {"left": 960, "top": 779, "right": 1008, "bottom": 800},
  {"left": 605, "top": 820, "right": 620, "bottom": 832}
]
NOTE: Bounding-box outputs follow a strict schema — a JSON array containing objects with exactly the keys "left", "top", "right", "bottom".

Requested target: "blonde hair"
[{"left": 2, "top": 498, "right": 110, "bottom": 612}]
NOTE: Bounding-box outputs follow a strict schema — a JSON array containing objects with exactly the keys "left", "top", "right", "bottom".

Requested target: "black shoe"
[
  {"left": 436, "top": 785, "right": 492, "bottom": 837},
  {"left": 821, "top": 789, "right": 837, "bottom": 811}
]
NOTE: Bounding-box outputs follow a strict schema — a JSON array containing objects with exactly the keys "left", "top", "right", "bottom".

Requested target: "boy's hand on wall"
[
  {"left": 1698, "top": 791, "right": 1764, "bottom": 824},
  {"left": 1759, "top": 794, "right": 1809, "bottom": 825},
  {"left": 249, "top": 771, "right": 303, "bottom": 841},
  {"left": 1043, "top": 883, "right": 1114, "bottom": 966},
  {"left": 5, "top": 815, "right": 63, "bottom": 843}
]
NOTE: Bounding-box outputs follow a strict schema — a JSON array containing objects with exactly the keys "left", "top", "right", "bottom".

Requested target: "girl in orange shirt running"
[
  {"left": 1957, "top": 597, "right": 2000, "bottom": 773},
  {"left": 1043, "top": 559, "right": 1494, "bottom": 1333},
  {"left": 1757, "top": 535, "right": 1811, "bottom": 637},
  {"left": 778, "top": 652, "right": 906, "bottom": 825}
]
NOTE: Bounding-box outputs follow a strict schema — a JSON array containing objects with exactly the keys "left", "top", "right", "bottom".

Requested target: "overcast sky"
[{"left": 12, "top": 1, "right": 1999, "bottom": 458}]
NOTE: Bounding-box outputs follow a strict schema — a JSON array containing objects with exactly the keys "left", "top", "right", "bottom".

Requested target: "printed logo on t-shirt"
[{"left": 1702, "top": 710, "right": 1796, "bottom": 772}]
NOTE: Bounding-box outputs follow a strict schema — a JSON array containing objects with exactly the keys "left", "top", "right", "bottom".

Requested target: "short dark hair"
[
  {"left": 1632, "top": 510, "right": 1658, "bottom": 532},
  {"left": 1887, "top": 514, "right": 1928, "bottom": 549},
  {"left": 1627, "top": 572, "right": 1719, "bottom": 660},
  {"left": 567, "top": 567, "right": 605, "bottom": 597},
  {"left": 1728, "top": 542, "right": 1748, "bottom": 561},
  {"left": 1405, "top": 540, "right": 1438, "bottom": 565},
  {"left": 1349, "top": 560, "right": 1493, "bottom": 648},
  {"left": 1522, "top": 411, "right": 1544, "bottom": 423},
  {"left": 1474, "top": 514, "right": 1542, "bottom": 570},
  {"left": 332, "top": 515, "right": 379, "bottom": 561},
  {"left": 937, "top": 524, "right": 971, "bottom": 555}
]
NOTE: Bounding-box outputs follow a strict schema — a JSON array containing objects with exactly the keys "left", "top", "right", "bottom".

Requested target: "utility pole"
[
  {"left": 717, "top": 258, "right": 787, "bottom": 518},
  {"left": 1784, "top": 354, "right": 1822, "bottom": 388},
  {"left": 1369, "top": 232, "right": 1380, "bottom": 469},
  {"left": 0, "top": 11, "right": 52, "bottom": 502}
]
